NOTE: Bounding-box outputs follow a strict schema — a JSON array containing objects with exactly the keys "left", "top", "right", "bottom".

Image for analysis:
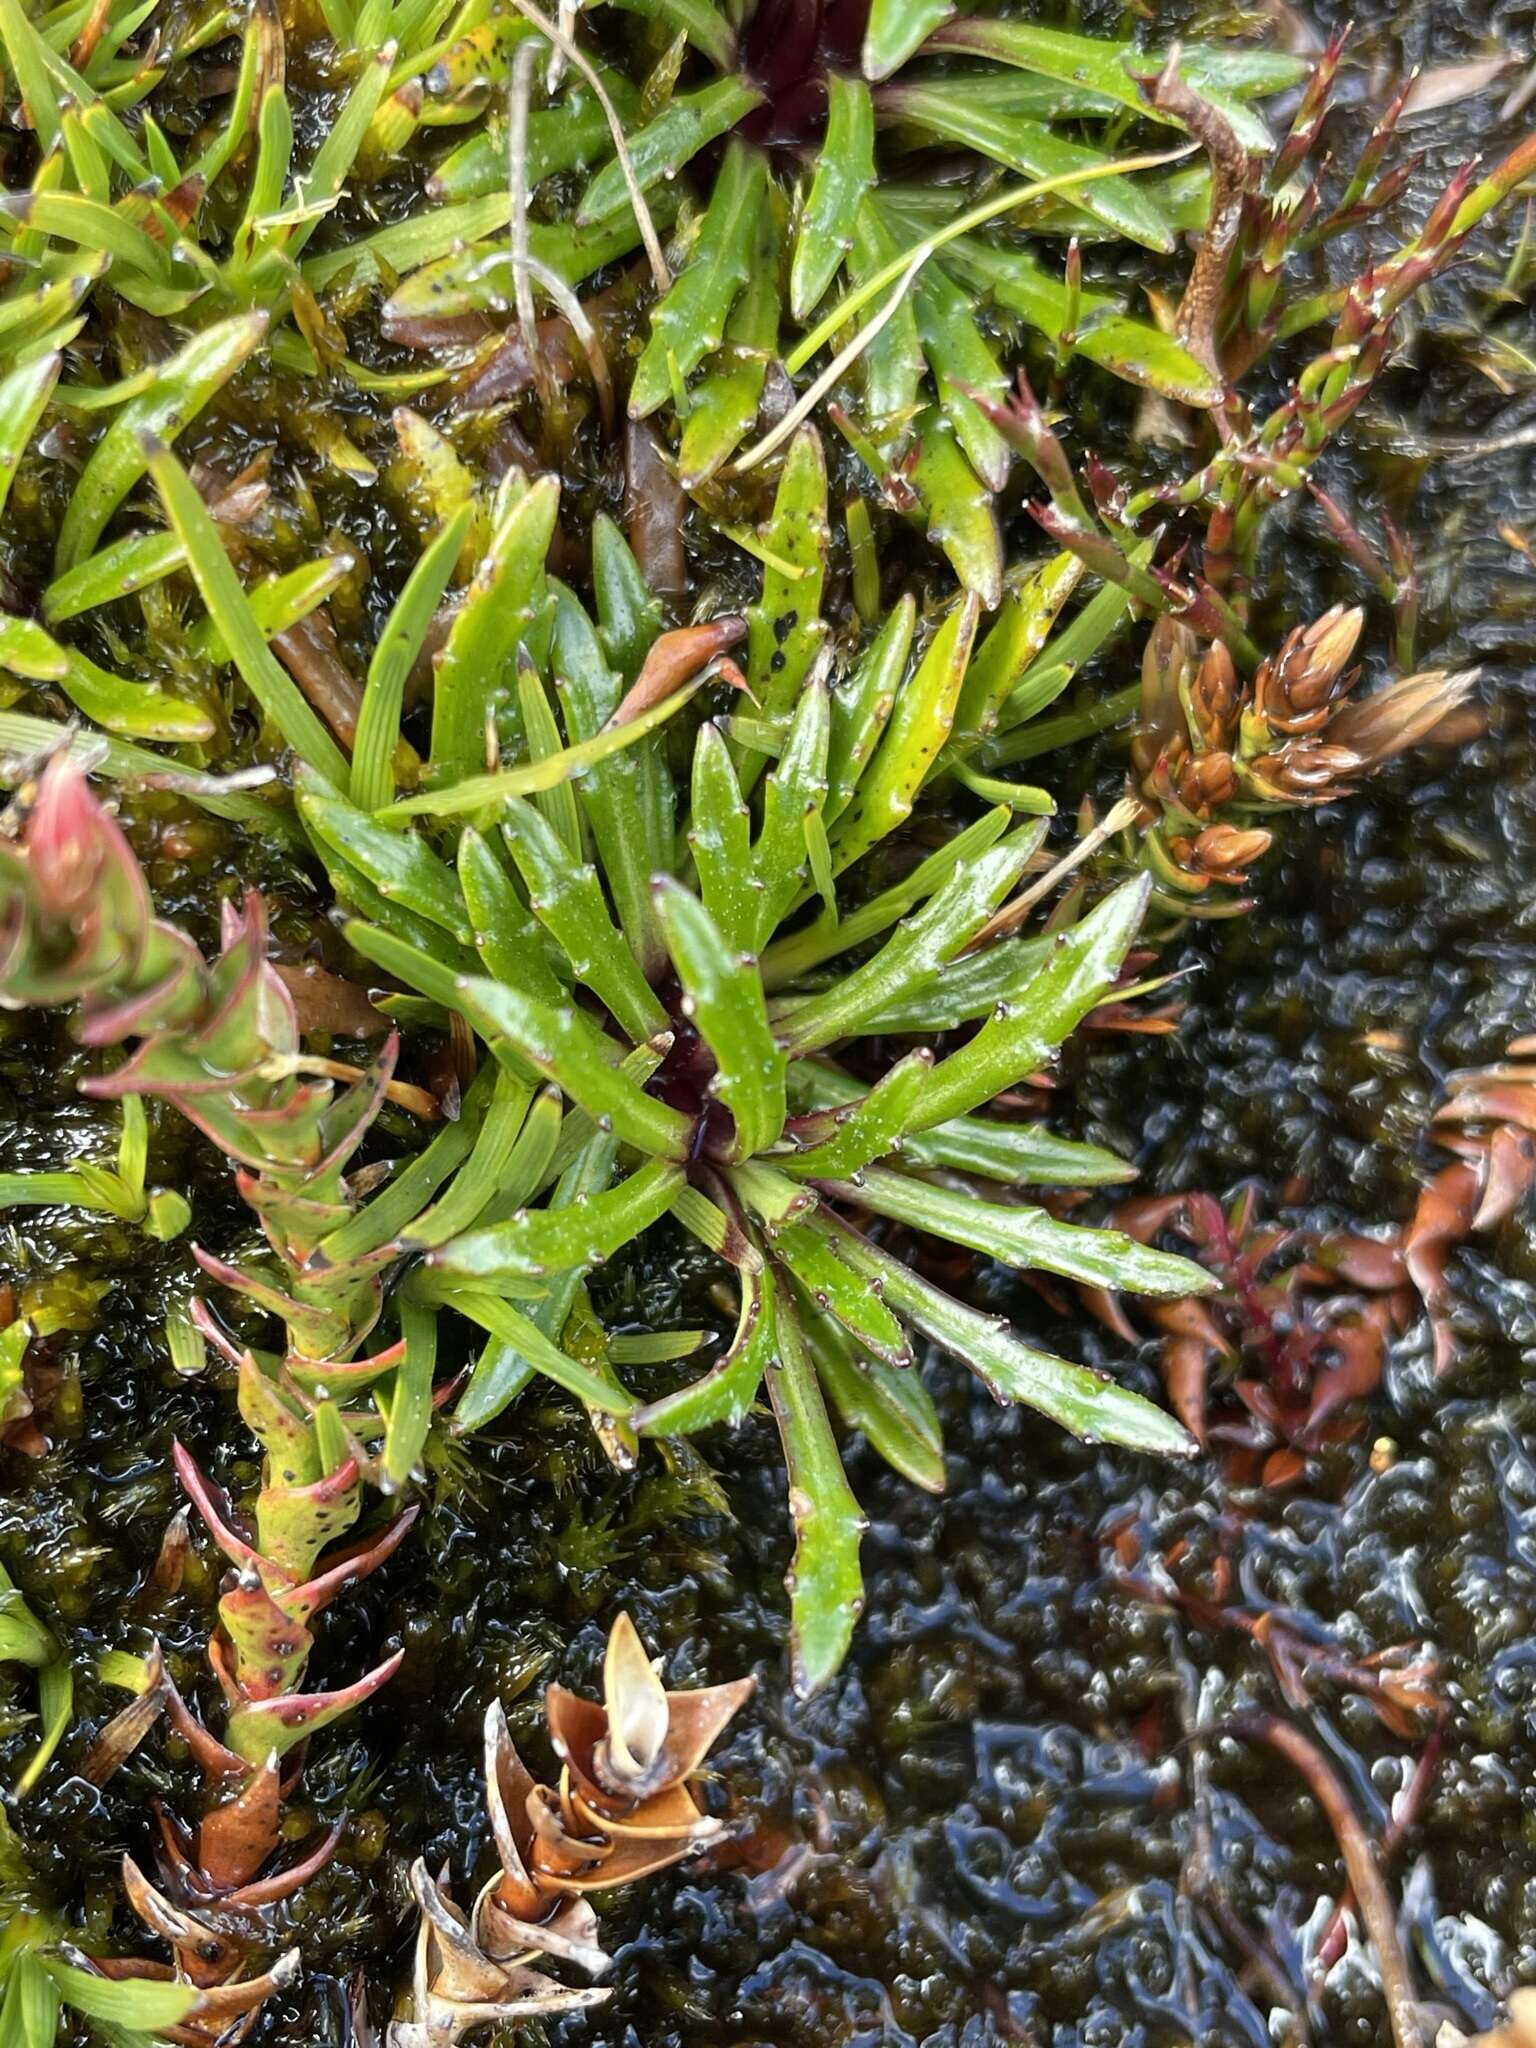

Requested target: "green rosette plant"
[{"left": 275, "top": 429, "right": 1216, "bottom": 1695}]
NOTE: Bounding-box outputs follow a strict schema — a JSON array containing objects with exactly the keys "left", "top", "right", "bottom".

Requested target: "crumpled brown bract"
[
  {"left": 388, "top": 1612, "right": 753, "bottom": 2046},
  {"left": 387, "top": 1863, "right": 610, "bottom": 2048}
]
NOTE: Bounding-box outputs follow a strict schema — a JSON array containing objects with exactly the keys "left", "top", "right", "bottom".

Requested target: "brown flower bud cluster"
[
  {"left": 1132, "top": 607, "right": 1476, "bottom": 909},
  {"left": 395, "top": 1614, "right": 754, "bottom": 2047}
]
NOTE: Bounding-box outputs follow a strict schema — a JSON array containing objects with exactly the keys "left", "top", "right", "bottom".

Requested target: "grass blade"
[
  {"left": 351, "top": 504, "right": 472, "bottom": 811},
  {"left": 57, "top": 312, "right": 268, "bottom": 572}
]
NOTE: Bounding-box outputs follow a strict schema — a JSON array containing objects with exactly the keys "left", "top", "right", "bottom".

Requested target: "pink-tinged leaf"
[
  {"left": 190, "top": 1244, "right": 354, "bottom": 1357},
  {"left": 284, "top": 1338, "right": 405, "bottom": 1391},
  {"left": 161, "top": 1668, "right": 249, "bottom": 1782},
  {"left": 173, "top": 1441, "right": 264, "bottom": 1571},
  {"left": 28, "top": 754, "right": 150, "bottom": 928},
  {"left": 223, "top": 1820, "right": 343, "bottom": 1908},
  {"left": 310, "top": 1032, "right": 400, "bottom": 1179},
  {"left": 224, "top": 1647, "right": 405, "bottom": 1763},
  {"left": 287, "top": 1504, "right": 418, "bottom": 1622},
  {"left": 189, "top": 1297, "right": 245, "bottom": 1368},
  {"left": 184, "top": 891, "right": 285, "bottom": 1062},
  {"left": 74, "top": 959, "right": 200, "bottom": 1048}
]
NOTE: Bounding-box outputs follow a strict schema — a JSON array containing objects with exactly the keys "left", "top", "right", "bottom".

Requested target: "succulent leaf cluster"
[{"left": 277, "top": 430, "right": 1218, "bottom": 1690}]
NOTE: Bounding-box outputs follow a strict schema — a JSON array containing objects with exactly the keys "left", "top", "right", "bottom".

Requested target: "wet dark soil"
[{"left": 4, "top": 0, "right": 1536, "bottom": 2042}]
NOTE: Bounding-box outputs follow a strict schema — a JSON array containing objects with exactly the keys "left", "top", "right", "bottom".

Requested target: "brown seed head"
[
  {"left": 1133, "top": 616, "right": 1198, "bottom": 784},
  {"left": 1247, "top": 739, "right": 1364, "bottom": 804},
  {"left": 1173, "top": 748, "right": 1238, "bottom": 811},
  {"left": 1253, "top": 604, "right": 1364, "bottom": 734},
  {"left": 1190, "top": 823, "right": 1273, "bottom": 879},
  {"left": 1325, "top": 668, "right": 1478, "bottom": 768},
  {"left": 1186, "top": 641, "right": 1240, "bottom": 753}
]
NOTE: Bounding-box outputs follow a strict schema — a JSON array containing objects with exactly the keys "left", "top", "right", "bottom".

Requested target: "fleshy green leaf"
[
  {"left": 819, "top": 1214, "right": 1194, "bottom": 1456},
  {"left": 352, "top": 505, "right": 472, "bottom": 812},
  {"left": 502, "top": 796, "right": 668, "bottom": 1043},
  {"left": 2, "top": 1948, "right": 61, "bottom": 2048},
  {"left": 578, "top": 74, "right": 763, "bottom": 224},
  {"left": 58, "top": 314, "right": 267, "bottom": 572},
  {"left": 381, "top": 1291, "right": 438, "bottom": 1487},
  {"left": 849, "top": 197, "right": 925, "bottom": 433},
  {"left": 653, "top": 878, "right": 786, "bottom": 1161},
  {"left": 740, "top": 426, "right": 828, "bottom": 777},
  {"left": 0, "top": 353, "right": 58, "bottom": 524},
  {"left": 752, "top": 677, "right": 830, "bottom": 948},
  {"left": 951, "top": 551, "right": 1084, "bottom": 742},
  {"left": 862, "top": 0, "right": 953, "bottom": 78},
  {"left": 15, "top": 1659, "right": 72, "bottom": 1798},
  {"left": 516, "top": 655, "right": 583, "bottom": 859},
  {"left": 828, "top": 1165, "right": 1214, "bottom": 1295},
  {"left": 145, "top": 444, "right": 349, "bottom": 782},
  {"left": 909, "top": 875, "right": 1150, "bottom": 1131},
  {"left": 767, "top": 1294, "right": 865, "bottom": 1697},
  {"left": 455, "top": 976, "right": 692, "bottom": 1160},
  {"left": 633, "top": 1264, "right": 774, "bottom": 1435},
  {"left": 763, "top": 803, "right": 1010, "bottom": 986},
  {"left": 300, "top": 769, "right": 470, "bottom": 942},
  {"left": 429, "top": 75, "right": 639, "bottom": 201},
  {"left": 777, "top": 1049, "right": 933, "bottom": 1180},
  {"left": 631, "top": 138, "right": 766, "bottom": 418},
  {"left": 824, "top": 593, "right": 912, "bottom": 825},
  {"left": 432, "top": 1157, "right": 683, "bottom": 1280},
  {"left": 607, "top": 0, "right": 735, "bottom": 66},
  {"left": 384, "top": 657, "right": 706, "bottom": 818},
  {"left": 679, "top": 183, "right": 782, "bottom": 485},
  {"left": 921, "top": 20, "right": 1300, "bottom": 139},
  {"left": 776, "top": 830, "right": 1035, "bottom": 1054},
  {"left": 452, "top": 1288, "right": 637, "bottom": 1413},
  {"left": 908, "top": 409, "right": 1001, "bottom": 608},
  {"left": 940, "top": 235, "right": 1222, "bottom": 405},
  {"left": 399, "top": 1067, "right": 534, "bottom": 1249},
  {"left": 688, "top": 720, "right": 756, "bottom": 956},
  {"left": 429, "top": 473, "right": 558, "bottom": 781},
  {"left": 791, "top": 73, "right": 874, "bottom": 319},
  {"left": 453, "top": 1128, "right": 616, "bottom": 1429},
  {"left": 829, "top": 590, "right": 978, "bottom": 874},
  {"left": 41, "top": 1961, "right": 196, "bottom": 2032},
  {"left": 559, "top": 562, "right": 672, "bottom": 976},
  {"left": 458, "top": 827, "right": 566, "bottom": 1005},
  {"left": 799, "top": 1290, "right": 944, "bottom": 1493},
  {"left": 855, "top": 928, "right": 1054, "bottom": 1031},
  {"left": 766, "top": 1216, "right": 912, "bottom": 1368},
  {"left": 881, "top": 81, "right": 1176, "bottom": 250},
  {"left": 912, "top": 261, "right": 1012, "bottom": 492}
]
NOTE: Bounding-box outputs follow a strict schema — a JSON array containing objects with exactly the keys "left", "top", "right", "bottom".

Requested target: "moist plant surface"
[{"left": 0, "top": 0, "right": 1534, "bottom": 2040}]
